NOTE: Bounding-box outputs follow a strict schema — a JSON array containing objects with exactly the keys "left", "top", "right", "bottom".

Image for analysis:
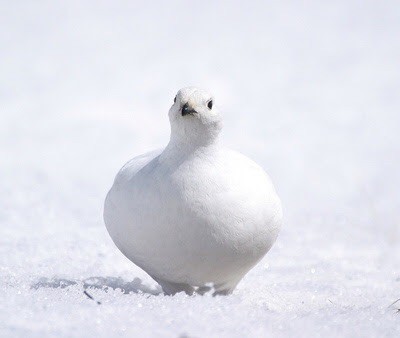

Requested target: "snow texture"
[{"left": 1, "top": 1, "right": 399, "bottom": 337}]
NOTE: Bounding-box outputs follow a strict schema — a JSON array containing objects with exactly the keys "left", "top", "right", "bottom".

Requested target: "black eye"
[
  {"left": 207, "top": 100, "right": 213, "bottom": 109},
  {"left": 174, "top": 96, "right": 177, "bottom": 103}
]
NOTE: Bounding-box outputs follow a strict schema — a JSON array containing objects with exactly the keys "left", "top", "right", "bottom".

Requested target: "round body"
[{"left": 104, "top": 146, "right": 282, "bottom": 293}]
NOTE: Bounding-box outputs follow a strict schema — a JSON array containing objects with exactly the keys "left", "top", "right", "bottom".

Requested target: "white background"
[{"left": 1, "top": 1, "right": 399, "bottom": 337}]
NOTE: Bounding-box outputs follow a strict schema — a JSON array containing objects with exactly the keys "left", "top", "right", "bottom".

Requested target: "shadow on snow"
[{"left": 31, "top": 276, "right": 161, "bottom": 296}]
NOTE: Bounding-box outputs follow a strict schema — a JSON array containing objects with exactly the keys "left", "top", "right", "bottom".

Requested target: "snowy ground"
[{"left": 1, "top": 1, "right": 400, "bottom": 337}]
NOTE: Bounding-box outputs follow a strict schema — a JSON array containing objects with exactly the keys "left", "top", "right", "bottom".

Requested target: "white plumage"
[{"left": 104, "top": 87, "right": 282, "bottom": 295}]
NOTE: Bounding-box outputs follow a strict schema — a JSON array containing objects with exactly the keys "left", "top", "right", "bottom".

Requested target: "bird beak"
[{"left": 181, "top": 103, "right": 197, "bottom": 116}]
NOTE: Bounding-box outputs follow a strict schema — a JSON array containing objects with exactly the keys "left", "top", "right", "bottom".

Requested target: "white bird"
[{"left": 104, "top": 87, "right": 282, "bottom": 295}]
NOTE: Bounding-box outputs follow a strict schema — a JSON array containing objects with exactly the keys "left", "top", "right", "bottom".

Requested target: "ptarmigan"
[{"left": 104, "top": 87, "right": 282, "bottom": 295}]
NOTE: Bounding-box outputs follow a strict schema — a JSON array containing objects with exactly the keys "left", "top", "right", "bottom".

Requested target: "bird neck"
[
  {"left": 168, "top": 119, "right": 222, "bottom": 149},
  {"left": 161, "top": 131, "right": 221, "bottom": 163}
]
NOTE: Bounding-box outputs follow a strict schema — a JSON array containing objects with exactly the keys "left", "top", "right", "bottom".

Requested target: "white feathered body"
[{"left": 104, "top": 144, "right": 282, "bottom": 291}]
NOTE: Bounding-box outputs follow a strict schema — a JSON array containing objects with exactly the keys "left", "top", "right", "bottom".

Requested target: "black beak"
[{"left": 181, "top": 103, "right": 197, "bottom": 116}]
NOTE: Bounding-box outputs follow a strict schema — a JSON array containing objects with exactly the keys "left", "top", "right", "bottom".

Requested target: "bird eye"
[
  {"left": 207, "top": 100, "right": 213, "bottom": 109},
  {"left": 174, "top": 96, "right": 177, "bottom": 103}
]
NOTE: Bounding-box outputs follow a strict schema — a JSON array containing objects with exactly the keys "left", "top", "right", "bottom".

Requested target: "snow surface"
[{"left": 1, "top": 1, "right": 400, "bottom": 337}]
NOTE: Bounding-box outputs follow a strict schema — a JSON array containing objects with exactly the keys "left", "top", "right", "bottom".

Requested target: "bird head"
[{"left": 168, "top": 87, "right": 222, "bottom": 146}]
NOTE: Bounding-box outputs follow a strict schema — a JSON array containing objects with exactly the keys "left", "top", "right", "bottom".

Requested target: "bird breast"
[{"left": 105, "top": 148, "right": 281, "bottom": 284}]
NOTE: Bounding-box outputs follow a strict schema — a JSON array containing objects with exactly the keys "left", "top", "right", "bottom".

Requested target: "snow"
[{"left": 1, "top": 1, "right": 399, "bottom": 337}]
